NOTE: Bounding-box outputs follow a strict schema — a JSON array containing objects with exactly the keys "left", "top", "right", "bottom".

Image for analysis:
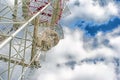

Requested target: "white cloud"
[
  {"left": 33, "top": 26, "right": 120, "bottom": 80},
  {"left": 71, "top": 64, "right": 116, "bottom": 80},
  {"left": 1, "top": 0, "right": 120, "bottom": 80},
  {"left": 65, "top": 0, "right": 119, "bottom": 23},
  {"left": 36, "top": 63, "right": 116, "bottom": 80}
]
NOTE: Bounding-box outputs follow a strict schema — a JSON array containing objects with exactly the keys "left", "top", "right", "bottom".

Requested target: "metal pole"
[
  {"left": 0, "top": 3, "right": 50, "bottom": 49},
  {"left": 31, "top": 16, "right": 39, "bottom": 67},
  {"left": 50, "top": 0, "right": 60, "bottom": 26},
  {"left": 21, "top": 27, "right": 27, "bottom": 80},
  {"left": 8, "top": 40, "right": 12, "bottom": 80},
  {"left": 22, "top": 0, "right": 30, "bottom": 20},
  {"left": 13, "top": 0, "right": 19, "bottom": 30}
]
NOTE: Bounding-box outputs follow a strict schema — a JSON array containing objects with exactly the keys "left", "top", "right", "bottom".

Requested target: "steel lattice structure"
[{"left": 0, "top": 0, "right": 70, "bottom": 80}]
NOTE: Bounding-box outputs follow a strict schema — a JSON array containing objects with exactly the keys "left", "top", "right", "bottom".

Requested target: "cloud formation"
[
  {"left": 1, "top": 0, "right": 120, "bottom": 80},
  {"left": 37, "top": 63, "right": 116, "bottom": 80},
  {"left": 65, "top": 0, "right": 119, "bottom": 23},
  {"left": 34, "top": 26, "right": 120, "bottom": 80}
]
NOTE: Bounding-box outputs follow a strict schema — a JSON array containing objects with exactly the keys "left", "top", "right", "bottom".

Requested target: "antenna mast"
[{"left": 0, "top": 0, "right": 70, "bottom": 79}]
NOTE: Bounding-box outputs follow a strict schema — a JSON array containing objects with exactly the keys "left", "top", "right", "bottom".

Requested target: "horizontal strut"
[{"left": 0, "top": 54, "right": 29, "bottom": 67}]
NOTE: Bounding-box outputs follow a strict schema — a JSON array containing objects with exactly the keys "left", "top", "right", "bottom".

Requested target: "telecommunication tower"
[{"left": 0, "top": 0, "right": 70, "bottom": 80}]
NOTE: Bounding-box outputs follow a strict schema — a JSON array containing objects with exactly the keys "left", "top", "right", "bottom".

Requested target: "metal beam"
[
  {"left": 0, "top": 54, "right": 29, "bottom": 67},
  {"left": 0, "top": 3, "right": 50, "bottom": 49},
  {"left": 0, "top": 22, "right": 25, "bottom": 24},
  {"left": 31, "top": 16, "right": 39, "bottom": 67}
]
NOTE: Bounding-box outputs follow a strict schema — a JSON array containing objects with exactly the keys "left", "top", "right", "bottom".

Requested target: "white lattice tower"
[{"left": 0, "top": 0, "right": 70, "bottom": 80}]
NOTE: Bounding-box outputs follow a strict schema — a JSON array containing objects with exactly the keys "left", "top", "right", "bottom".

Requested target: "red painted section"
[
  {"left": 41, "top": 12, "right": 52, "bottom": 17},
  {"left": 37, "top": 5, "right": 45, "bottom": 11},
  {"left": 29, "top": 0, "right": 64, "bottom": 24}
]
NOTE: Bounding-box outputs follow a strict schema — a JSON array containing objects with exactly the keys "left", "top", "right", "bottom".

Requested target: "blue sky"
[
  {"left": 62, "top": 0, "right": 120, "bottom": 36},
  {"left": 62, "top": 16, "right": 120, "bottom": 36},
  {"left": 74, "top": 17, "right": 120, "bottom": 36}
]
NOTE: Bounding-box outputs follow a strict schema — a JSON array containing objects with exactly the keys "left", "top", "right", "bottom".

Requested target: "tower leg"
[{"left": 31, "top": 16, "right": 39, "bottom": 68}]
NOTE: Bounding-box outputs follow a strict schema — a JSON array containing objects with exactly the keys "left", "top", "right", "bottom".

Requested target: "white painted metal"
[
  {"left": 0, "top": 0, "right": 69, "bottom": 80},
  {"left": 0, "top": 3, "right": 50, "bottom": 49}
]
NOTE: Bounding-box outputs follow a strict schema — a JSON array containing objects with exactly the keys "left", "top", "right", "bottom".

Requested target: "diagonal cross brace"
[{"left": 0, "top": 3, "right": 50, "bottom": 49}]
